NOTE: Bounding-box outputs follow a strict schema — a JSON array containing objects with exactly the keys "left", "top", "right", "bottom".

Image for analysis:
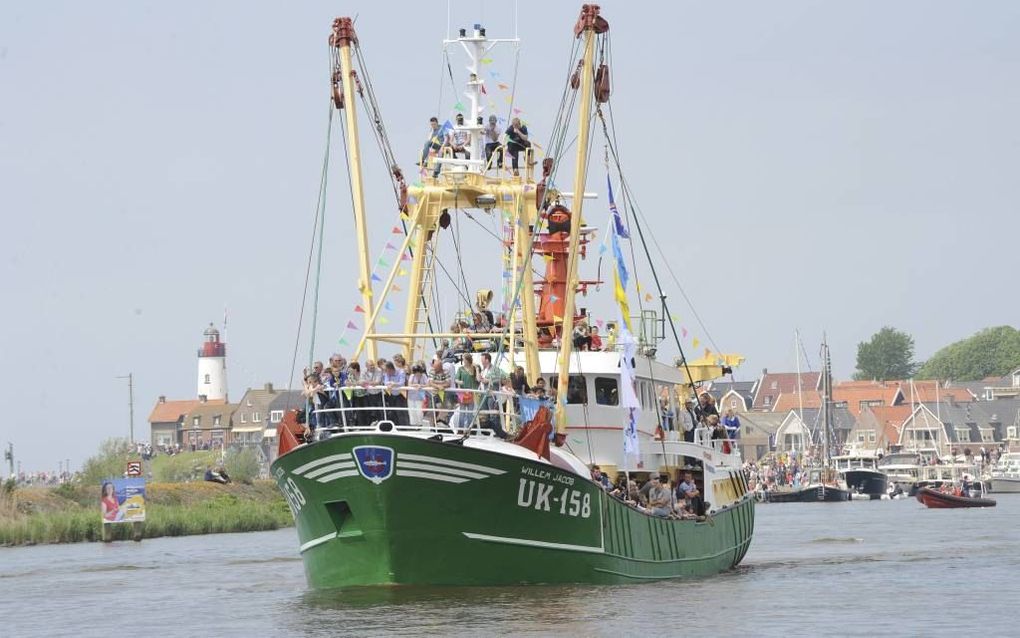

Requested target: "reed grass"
[{"left": 0, "top": 481, "right": 292, "bottom": 546}]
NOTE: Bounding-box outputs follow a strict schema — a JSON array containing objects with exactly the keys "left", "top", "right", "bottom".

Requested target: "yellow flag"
[
  {"left": 379, "top": 316, "right": 390, "bottom": 325},
  {"left": 614, "top": 270, "right": 632, "bottom": 332},
  {"left": 343, "top": 388, "right": 353, "bottom": 401},
  {"left": 692, "top": 337, "right": 700, "bottom": 349},
  {"left": 438, "top": 389, "right": 445, "bottom": 402},
  {"left": 398, "top": 268, "right": 408, "bottom": 276}
]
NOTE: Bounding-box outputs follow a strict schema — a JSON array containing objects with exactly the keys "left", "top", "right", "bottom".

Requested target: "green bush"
[
  {"left": 223, "top": 447, "right": 261, "bottom": 484},
  {"left": 80, "top": 438, "right": 135, "bottom": 486},
  {"left": 151, "top": 451, "right": 219, "bottom": 483}
]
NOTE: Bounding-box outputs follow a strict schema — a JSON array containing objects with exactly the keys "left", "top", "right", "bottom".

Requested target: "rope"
[{"left": 286, "top": 100, "right": 334, "bottom": 410}]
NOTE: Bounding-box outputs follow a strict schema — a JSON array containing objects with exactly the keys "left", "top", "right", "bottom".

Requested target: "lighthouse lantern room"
[{"left": 197, "top": 323, "right": 228, "bottom": 401}]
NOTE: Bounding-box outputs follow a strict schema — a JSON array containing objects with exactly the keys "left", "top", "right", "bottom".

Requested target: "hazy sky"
[{"left": 2, "top": 1, "right": 1018, "bottom": 471}]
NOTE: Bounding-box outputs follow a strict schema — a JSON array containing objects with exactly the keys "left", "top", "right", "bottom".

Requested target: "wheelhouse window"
[
  {"left": 548, "top": 375, "right": 588, "bottom": 404},
  {"left": 594, "top": 377, "right": 619, "bottom": 406}
]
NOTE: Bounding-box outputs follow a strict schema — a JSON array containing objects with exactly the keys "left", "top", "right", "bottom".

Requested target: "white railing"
[{"left": 304, "top": 385, "right": 525, "bottom": 439}]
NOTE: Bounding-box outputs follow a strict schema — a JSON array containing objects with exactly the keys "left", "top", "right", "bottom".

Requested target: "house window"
[
  {"left": 594, "top": 377, "right": 619, "bottom": 406},
  {"left": 745, "top": 425, "right": 754, "bottom": 435},
  {"left": 252, "top": 412, "right": 261, "bottom": 423},
  {"left": 956, "top": 428, "right": 970, "bottom": 443},
  {"left": 980, "top": 429, "right": 994, "bottom": 443},
  {"left": 770, "top": 381, "right": 778, "bottom": 390},
  {"left": 240, "top": 413, "right": 247, "bottom": 424},
  {"left": 270, "top": 410, "right": 284, "bottom": 423},
  {"left": 764, "top": 395, "right": 772, "bottom": 407},
  {"left": 868, "top": 432, "right": 877, "bottom": 443},
  {"left": 1008, "top": 426, "right": 1017, "bottom": 439},
  {"left": 247, "top": 399, "right": 253, "bottom": 407},
  {"left": 192, "top": 416, "right": 200, "bottom": 427},
  {"left": 834, "top": 401, "right": 847, "bottom": 408},
  {"left": 211, "top": 430, "right": 224, "bottom": 446},
  {"left": 857, "top": 432, "right": 867, "bottom": 443},
  {"left": 204, "top": 374, "right": 211, "bottom": 384},
  {"left": 213, "top": 415, "right": 221, "bottom": 426}
]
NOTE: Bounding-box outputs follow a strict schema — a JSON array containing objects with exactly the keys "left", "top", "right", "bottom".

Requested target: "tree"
[
  {"left": 854, "top": 327, "right": 918, "bottom": 381},
  {"left": 916, "top": 326, "right": 1020, "bottom": 381}
]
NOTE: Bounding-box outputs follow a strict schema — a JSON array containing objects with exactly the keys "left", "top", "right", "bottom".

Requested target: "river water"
[{"left": 3, "top": 496, "right": 1017, "bottom": 637}]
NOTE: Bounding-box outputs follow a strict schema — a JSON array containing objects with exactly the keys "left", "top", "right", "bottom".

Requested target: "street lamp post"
[{"left": 116, "top": 373, "right": 135, "bottom": 443}]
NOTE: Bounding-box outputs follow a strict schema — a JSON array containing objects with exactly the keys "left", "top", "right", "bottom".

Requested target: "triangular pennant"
[
  {"left": 391, "top": 284, "right": 402, "bottom": 292},
  {"left": 401, "top": 253, "right": 412, "bottom": 262},
  {"left": 371, "top": 273, "right": 382, "bottom": 282},
  {"left": 682, "top": 327, "right": 688, "bottom": 338},
  {"left": 392, "top": 226, "right": 403, "bottom": 234},
  {"left": 438, "top": 389, "right": 445, "bottom": 402},
  {"left": 498, "top": 83, "right": 509, "bottom": 90},
  {"left": 542, "top": 254, "right": 554, "bottom": 262},
  {"left": 343, "top": 388, "right": 353, "bottom": 400},
  {"left": 378, "top": 258, "right": 390, "bottom": 268},
  {"left": 599, "top": 244, "right": 607, "bottom": 255},
  {"left": 400, "top": 212, "right": 411, "bottom": 221},
  {"left": 671, "top": 314, "right": 680, "bottom": 322},
  {"left": 338, "top": 337, "right": 349, "bottom": 346},
  {"left": 644, "top": 292, "right": 653, "bottom": 302},
  {"left": 595, "top": 319, "right": 604, "bottom": 328},
  {"left": 553, "top": 315, "right": 562, "bottom": 322},
  {"left": 354, "top": 306, "right": 365, "bottom": 313},
  {"left": 454, "top": 102, "right": 465, "bottom": 112},
  {"left": 379, "top": 316, "right": 390, "bottom": 325},
  {"left": 692, "top": 337, "right": 700, "bottom": 349},
  {"left": 398, "top": 268, "right": 408, "bottom": 276},
  {"left": 384, "top": 242, "right": 397, "bottom": 251},
  {"left": 480, "top": 58, "right": 493, "bottom": 64},
  {"left": 384, "top": 301, "right": 394, "bottom": 311},
  {"left": 512, "top": 107, "right": 522, "bottom": 115},
  {"left": 346, "top": 320, "right": 359, "bottom": 329}
]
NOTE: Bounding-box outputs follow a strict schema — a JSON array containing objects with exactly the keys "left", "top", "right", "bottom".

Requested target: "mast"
[
  {"left": 795, "top": 330, "right": 804, "bottom": 422},
  {"left": 821, "top": 336, "right": 831, "bottom": 467},
  {"left": 554, "top": 5, "right": 601, "bottom": 435},
  {"left": 331, "top": 18, "right": 377, "bottom": 360}
]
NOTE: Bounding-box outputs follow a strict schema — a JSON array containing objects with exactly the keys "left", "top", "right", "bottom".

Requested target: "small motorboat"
[{"left": 917, "top": 486, "right": 996, "bottom": 509}]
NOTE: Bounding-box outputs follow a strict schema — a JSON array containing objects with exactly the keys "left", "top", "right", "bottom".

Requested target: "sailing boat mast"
[
  {"left": 554, "top": 5, "right": 602, "bottom": 435},
  {"left": 330, "top": 18, "right": 377, "bottom": 360},
  {"left": 821, "top": 336, "right": 832, "bottom": 467},
  {"left": 795, "top": 329, "right": 804, "bottom": 422}
]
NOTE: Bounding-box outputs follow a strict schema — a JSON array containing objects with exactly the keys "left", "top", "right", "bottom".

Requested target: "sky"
[{"left": 1, "top": 1, "right": 1018, "bottom": 472}]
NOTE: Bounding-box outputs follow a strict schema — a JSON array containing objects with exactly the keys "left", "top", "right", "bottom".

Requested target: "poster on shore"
[{"left": 100, "top": 477, "right": 146, "bottom": 524}]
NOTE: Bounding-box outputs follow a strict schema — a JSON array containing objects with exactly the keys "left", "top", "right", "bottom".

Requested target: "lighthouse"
[{"left": 197, "top": 323, "right": 228, "bottom": 401}]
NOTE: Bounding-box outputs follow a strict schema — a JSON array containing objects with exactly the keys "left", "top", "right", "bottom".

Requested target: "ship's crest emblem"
[{"left": 353, "top": 446, "right": 395, "bottom": 484}]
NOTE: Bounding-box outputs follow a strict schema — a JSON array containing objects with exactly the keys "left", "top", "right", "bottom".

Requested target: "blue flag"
[{"left": 607, "top": 175, "right": 629, "bottom": 239}]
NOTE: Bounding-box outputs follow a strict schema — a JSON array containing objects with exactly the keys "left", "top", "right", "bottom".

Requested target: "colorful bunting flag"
[
  {"left": 391, "top": 284, "right": 402, "bottom": 292},
  {"left": 671, "top": 314, "right": 680, "bottom": 322},
  {"left": 346, "top": 320, "right": 359, "bottom": 329},
  {"left": 338, "top": 337, "right": 349, "bottom": 346},
  {"left": 377, "top": 258, "right": 389, "bottom": 268},
  {"left": 385, "top": 242, "right": 396, "bottom": 251},
  {"left": 454, "top": 102, "right": 465, "bottom": 112},
  {"left": 682, "top": 327, "right": 688, "bottom": 338},
  {"left": 384, "top": 301, "right": 394, "bottom": 311},
  {"left": 343, "top": 388, "right": 353, "bottom": 401},
  {"left": 692, "top": 337, "right": 700, "bottom": 349},
  {"left": 596, "top": 319, "right": 604, "bottom": 328},
  {"left": 392, "top": 226, "right": 402, "bottom": 234},
  {"left": 371, "top": 273, "right": 382, "bottom": 282},
  {"left": 480, "top": 58, "right": 493, "bottom": 64},
  {"left": 354, "top": 306, "right": 365, "bottom": 314},
  {"left": 512, "top": 107, "right": 522, "bottom": 114},
  {"left": 379, "top": 316, "right": 390, "bottom": 325},
  {"left": 401, "top": 253, "right": 412, "bottom": 262},
  {"left": 644, "top": 292, "right": 653, "bottom": 302},
  {"left": 398, "top": 268, "right": 408, "bottom": 276}
]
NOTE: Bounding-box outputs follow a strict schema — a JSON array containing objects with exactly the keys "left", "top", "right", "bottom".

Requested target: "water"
[{"left": 3, "top": 497, "right": 1018, "bottom": 637}]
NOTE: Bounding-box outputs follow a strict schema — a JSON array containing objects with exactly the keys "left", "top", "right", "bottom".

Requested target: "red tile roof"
[
  {"left": 753, "top": 372, "right": 820, "bottom": 410},
  {"left": 831, "top": 381, "right": 904, "bottom": 417},
  {"left": 770, "top": 391, "right": 822, "bottom": 413},
  {"left": 148, "top": 398, "right": 226, "bottom": 424}
]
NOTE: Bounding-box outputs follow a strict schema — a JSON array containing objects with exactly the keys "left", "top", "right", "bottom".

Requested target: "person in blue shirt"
[
  {"left": 382, "top": 360, "right": 408, "bottom": 425},
  {"left": 722, "top": 408, "right": 741, "bottom": 440}
]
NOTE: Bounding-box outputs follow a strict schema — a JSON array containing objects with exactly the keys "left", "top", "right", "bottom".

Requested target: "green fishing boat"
[{"left": 272, "top": 4, "right": 754, "bottom": 589}]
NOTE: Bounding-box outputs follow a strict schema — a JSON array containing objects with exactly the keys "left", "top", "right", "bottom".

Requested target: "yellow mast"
[
  {"left": 554, "top": 9, "right": 599, "bottom": 434},
  {"left": 331, "top": 18, "right": 377, "bottom": 361}
]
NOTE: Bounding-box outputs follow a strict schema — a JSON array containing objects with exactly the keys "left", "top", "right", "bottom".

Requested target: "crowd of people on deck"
[{"left": 588, "top": 465, "right": 709, "bottom": 521}]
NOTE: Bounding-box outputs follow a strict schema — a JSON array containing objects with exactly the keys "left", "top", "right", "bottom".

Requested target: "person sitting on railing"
[
  {"left": 505, "top": 116, "right": 531, "bottom": 176},
  {"left": 445, "top": 113, "right": 470, "bottom": 159},
  {"left": 382, "top": 360, "right": 408, "bottom": 425},
  {"left": 345, "top": 361, "right": 366, "bottom": 427},
  {"left": 428, "top": 357, "right": 452, "bottom": 426},
  {"left": 483, "top": 114, "right": 502, "bottom": 169},
  {"left": 407, "top": 361, "right": 430, "bottom": 427}
]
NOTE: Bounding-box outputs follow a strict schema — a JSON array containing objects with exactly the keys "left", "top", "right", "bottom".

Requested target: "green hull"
[{"left": 271, "top": 434, "right": 754, "bottom": 588}]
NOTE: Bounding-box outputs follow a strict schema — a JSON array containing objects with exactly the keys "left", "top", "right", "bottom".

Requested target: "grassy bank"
[{"left": 0, "top": 480, "right": 292, "bottom": 546}]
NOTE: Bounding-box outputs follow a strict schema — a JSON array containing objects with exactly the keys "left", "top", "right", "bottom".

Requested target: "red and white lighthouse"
[{"left": 197, "top": 323, "right": 228, "bottom": 401}]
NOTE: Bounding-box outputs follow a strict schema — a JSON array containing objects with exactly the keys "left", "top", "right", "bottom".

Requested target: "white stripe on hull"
[
  {"left": 292, "top": 453, "right": 352, "bottom": 475},
  {"left": 304, "top": 461, "right": 357, "bottom": 479},
  {"left": 299, "top": 532, "right": 337, "bottom": 553},
  {"left": 396, "top": 461, "right": 488, "bottom": 480},
  {"left": 462, "top": 532, "right": 604, "bottom": 554},
  {"left": 316, "top": 469, "right": 360, "bottom": 483},
  {"left": 400, "top": 453, "right": 505, "bottom": 475},
  {"left": 395, "top": 470, "right": 469, "bottom": 483}
]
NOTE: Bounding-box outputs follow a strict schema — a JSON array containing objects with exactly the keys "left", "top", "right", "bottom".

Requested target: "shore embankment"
[{"left": 0, "top": 480, "right": 292, "bottom": 546}]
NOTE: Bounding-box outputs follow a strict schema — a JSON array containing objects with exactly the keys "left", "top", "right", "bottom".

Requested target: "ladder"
[{"left": 409, "top": 237, "right": 438, "bottom": 362}]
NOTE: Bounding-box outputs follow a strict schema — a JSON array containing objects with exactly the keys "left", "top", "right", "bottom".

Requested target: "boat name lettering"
[
  {"left": 279, "top": 476, "right": 305, "bottom": 517},
  {"left": 519, "top": 466, "right": 575, "bottom": 486},
  {"left": 516, "top": 478, "right": 591, "bottom": 518}
]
